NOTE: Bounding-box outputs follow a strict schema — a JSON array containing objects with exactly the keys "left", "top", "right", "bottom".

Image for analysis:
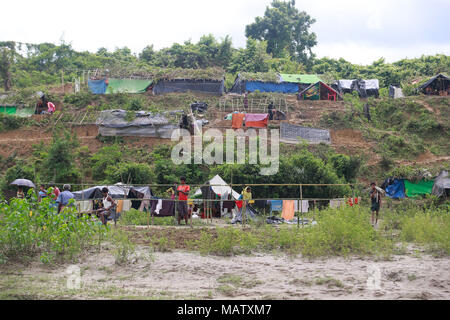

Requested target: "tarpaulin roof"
[
  {"left": 194, "top": 175, "right": 240, "bottom": 200},
  {"left": 96, "top": 109, "right": 177, "bottom": 138},
  {"left": 419, "top": 73, "right": 450, "bottom": 91},
  {"left": 106, "top": 78, "right": 152, "bottom": 94},
  {"left": 0, "top": 106, "right": 35, "bottom": 117},
  {"left": 245, "top": 81, "right": 298, "bottom": 93},
  {"left": 298, "top": 81, "right": 342, "bottom": 100},
  {"left": 404, "top": 179, "right": 434, "bottom": 198},
  {"left": 73, "top": 184, "right": 152, "bottom": 200},
  {"left": 385, "top": 179, "right": 406, "bottom": 199},
  {"left": 280, "top": 74, "right": 322, "bottom": 84},
  {"left": 88, "top": 79, "right": 108, "bottom": 94},
  {"left": 432, "top": 170, "right": 450, "bottom": 198},
  {"left": 96, "top": 110, "right": 171, "bottom": 128}
]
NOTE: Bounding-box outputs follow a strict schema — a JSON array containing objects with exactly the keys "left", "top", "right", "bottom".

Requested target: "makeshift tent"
[
  {"left": 228, "top": 73, "right": 298, "bottom": 94},
  {"left": 280, "top": 122, "right": 331, "bottom": 144},
  {"left": 73, "top": 184, "right": 152, "bottom": 213},
  {"left": 245, "top": 81, "right": 298, "bottom": 94},
  {"left": 88, "top": 79, "right": 108, "bottom": 94},
  {"left": 418, "top": 74, "right": 450, "bottom": 95},
  {"left": 280, "top": 74, "right": 322, "bottom": 84},
  {"left": 194, "top": 175, "right": 240, "bottom": 200},
  {"left": 245, "top": 113, "right": 269, "bottom": 128},
  {"left": 385, "top": 179, "right": 406, "bottom": 199},
  {"left": 152, "top": 79, "right": 225, "bottom": 96},
  {"left": 336, "top": 79, "right": 379, "bottom": 98},
  {"left": 230, "top": 205, "right": 259, "bottom": 224},
  {"left": 0, "top": 106, "right": 35, "bottom": 117},
  {"left": 404, "top": 180, "right": 434, "bottom": 198},
  {"left": 96, "top": 109, "right": 177, "bottom": 138},
  {"left": 389, "top": 85, "right": 404, "bottom": 99},
  {"left": 105, "top": 78, "right": 152, "bottom": 94},
  {"left": 432, "top": 171, "right": 450, "bottom": 198},
  {"left": 298, "top": 81, "right": 341, "bottom": 101}
]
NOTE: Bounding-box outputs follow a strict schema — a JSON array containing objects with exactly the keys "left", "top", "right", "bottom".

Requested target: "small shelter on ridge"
[
  {"left": 298, "top": 81, "right": 342, "bottom": 101},
  {"left": 432, "top": 171, "right": 450, "bottom": 198},
  {"left": 418, "top": 74, "right": 450, "bottom": 96},
  {"left": 96, "top": 109, "right": 178, "bottom": 138},
  {"left": 152, "top": 68, "right": 226, "bottom": 96},
  {"left": 336, "top": 79, "right": 380, "bottom": 98}
]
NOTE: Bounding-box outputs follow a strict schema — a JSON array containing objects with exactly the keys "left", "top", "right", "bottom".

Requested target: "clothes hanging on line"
[
  {"left": 281, "top": 200, "right": 295, "bottom": 221},
  {"left": 294, "top": 200, "right": 309, "bottom": 213}
]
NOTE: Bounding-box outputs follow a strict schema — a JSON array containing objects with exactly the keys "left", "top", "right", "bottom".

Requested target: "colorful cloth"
[
  {"left": 232, "top": 113, "right": 245, "bottom": 129},
  {"left": 281, "top": 200, "right": 295, "bottom": 221},
  {"left": 245, "top": 113, "right": 269, "bottom": 128}
]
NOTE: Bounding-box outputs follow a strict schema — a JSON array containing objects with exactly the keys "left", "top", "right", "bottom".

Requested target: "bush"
[{"left": 0, "top": 197, "right": 108, "bottom": 264}]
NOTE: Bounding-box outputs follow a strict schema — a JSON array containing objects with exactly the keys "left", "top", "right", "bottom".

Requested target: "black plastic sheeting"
[
  {"left": 153, "top": 79, "right": 225, "bottom": 96},
  {"left": 336, "top": 79, "right": 379, "bottom": 98}
]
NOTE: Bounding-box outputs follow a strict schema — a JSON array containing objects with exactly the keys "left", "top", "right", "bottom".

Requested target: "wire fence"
[{"left": 37, "top": 182, "right": 371, "bottom": 228}]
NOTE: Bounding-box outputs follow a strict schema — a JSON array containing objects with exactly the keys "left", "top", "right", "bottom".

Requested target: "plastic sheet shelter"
[
  {"left": 432, "top": 171, "right": 450, "bottom": 198},
  {"left": 280, "top": 122, "right": 331, "bottom": 145},
  {"left": 152, "top": 79, "right": 225, "bottom": 96},
  {"left": 88, "top": 79, "right": 108, "bottom": 94},
  {"left": 389, "top": 85, "right": 404, "bottom": 98},
  {"left": 298, "top": 81, "right": 342, "bottom": 101},
  {"left": 336, "top": 79, "right": 380, "bottom": 98},
  {"left": 105, "top": 78, "right": 152, "bottom": 94},
  {"left": 96, "top": 109, "right": 178, "bottom": 138},
  {"left": 228, "top": 73, "right": 298, "bottom": 94},
  {"left": 73, "top": 185, "right": 152, "bottom": 201},
  {"left": 404, "top": 179, "right": 434, "bottom": 198},
  {"left": 0, "top": 105, "right": 35, "bottom": 117},
  {"left": 193, "top": 175, "right": 240, "bottom": 200},
  {"left": 418, "top": 74, "right": 450, "bottom": 95},
  {"left": 385, "top": 179, "right": 406, "bottom": 199}
]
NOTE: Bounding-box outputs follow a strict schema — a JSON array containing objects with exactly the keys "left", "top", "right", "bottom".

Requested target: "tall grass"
[{"left": 191, "top": 207, "right": 393, "bottom": 258}]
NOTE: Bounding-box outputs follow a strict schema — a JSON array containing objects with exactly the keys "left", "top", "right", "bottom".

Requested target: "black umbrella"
[{"left": 10, "top": 179, "right": 36, "bottom": 189}]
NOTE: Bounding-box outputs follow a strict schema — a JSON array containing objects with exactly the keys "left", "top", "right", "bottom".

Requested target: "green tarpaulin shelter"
[
  {"left": 404, "top": 180, "right": 434, "bottom": 198},
  {"left": 0, "top": 106, "right": 34, "bottom": 117},
  {"left": 280, "top": 74, "right": 322, "bottom": 84},
  {"left": 0, "top": 106, "right": 17, "bottom": 115},
  {"left": 105, "top": 78, "right": 153, "bottom": 94}
]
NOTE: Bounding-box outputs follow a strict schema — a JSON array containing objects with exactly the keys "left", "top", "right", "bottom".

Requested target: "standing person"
[
  {"left": 243, "top": 92, "right": 248, "bottom": 110},
  {"left": 268, "top": 101, "right": 275, "bottom": 120},
  {"left": 241, "top": 186, "right": 252, "bottom": 224},
  {"left": 56, "top": 184, "right": 75, "bottom": 213},
  {"left": 369, "top": 182, "right": 382, "bottom": 227},
  {"left": 38, "top": 184, "right": 47, "bottom": 202},
  {"left": 176, "top": 177, "right": 190, "bottom": 226}
]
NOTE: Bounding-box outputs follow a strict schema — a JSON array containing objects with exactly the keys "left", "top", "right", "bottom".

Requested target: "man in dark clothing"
[
  {"left": 268, "top": 101, "right": 275, "bottom": 120},
  {"left": 369, "top": 182, "right": 382, "bottom": 227}
]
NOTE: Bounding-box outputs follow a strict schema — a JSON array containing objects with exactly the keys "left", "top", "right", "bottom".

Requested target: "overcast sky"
[{"left": 1, "top": 0, "right": 449, "bottom": 65}]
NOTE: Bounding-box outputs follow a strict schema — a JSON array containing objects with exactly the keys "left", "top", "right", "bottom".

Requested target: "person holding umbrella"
[{"left": 10, "top": 179, "right": 36, "bottom": 199}]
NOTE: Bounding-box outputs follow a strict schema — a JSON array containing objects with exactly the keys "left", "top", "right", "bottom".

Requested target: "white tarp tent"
[{"left": 194, "top": 175, "right": 240, "bottom": 199}]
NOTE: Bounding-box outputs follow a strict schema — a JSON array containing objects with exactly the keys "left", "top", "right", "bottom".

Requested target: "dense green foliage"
[{"left": 0, "top": 195, "right": 108, "bottom": 264}]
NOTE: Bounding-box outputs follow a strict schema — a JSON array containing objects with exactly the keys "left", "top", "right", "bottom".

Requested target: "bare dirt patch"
[{"left": 1, "top": 248, "right": 448, "bottom": 300}]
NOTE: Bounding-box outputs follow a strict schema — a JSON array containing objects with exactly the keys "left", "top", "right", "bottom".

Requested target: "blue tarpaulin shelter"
[
  {"left": 245, "top": 81, "right": 299, "bottom": 94},
  {"left": 385, "top": 179, "right": 406, "bottom": 199},
  {"left": 88, "top": 79, "right": 108, "bottom": 94}
]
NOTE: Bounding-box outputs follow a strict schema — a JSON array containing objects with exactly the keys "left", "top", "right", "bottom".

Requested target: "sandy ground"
[{"left": 1, "top": 247, "right": 449, "bottom": 300}]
